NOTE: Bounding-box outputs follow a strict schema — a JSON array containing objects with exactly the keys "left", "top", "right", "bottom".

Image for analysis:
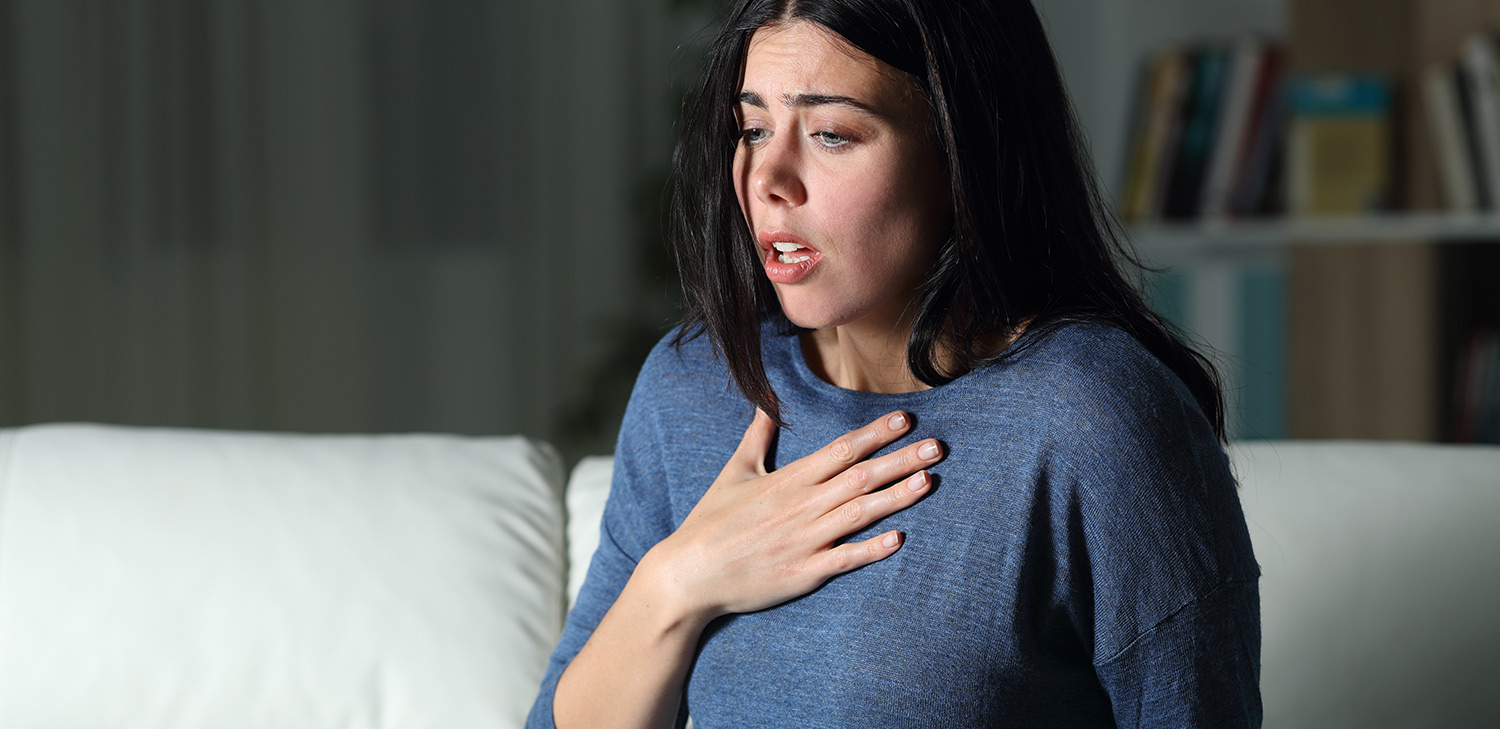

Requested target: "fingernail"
[
  {"left": 882, "top": 532, "right": 900, "bottom": 548},
  {"left": 906, "top": 471, "right": 927, "bottom": 491},
  {"left": 919, "top": 441, "right": 941, "bottom": 460},
  {"left": 888, "top": 413, "right": 907, "bottom": 431}
]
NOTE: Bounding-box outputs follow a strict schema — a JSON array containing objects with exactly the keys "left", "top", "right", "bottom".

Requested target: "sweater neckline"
[{"left": 774, "top": 328, "right": 981, "bottom": 405}]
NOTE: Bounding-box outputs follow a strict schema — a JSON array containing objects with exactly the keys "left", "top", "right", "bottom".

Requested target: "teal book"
[{"left": 1146, "top": 262, "right": 1285, "bottom": 441}]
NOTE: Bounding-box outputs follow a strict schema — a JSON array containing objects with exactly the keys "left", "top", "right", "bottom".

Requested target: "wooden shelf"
[{"left": 1129, "top": 212, "right": 1500, "bottom": 263}]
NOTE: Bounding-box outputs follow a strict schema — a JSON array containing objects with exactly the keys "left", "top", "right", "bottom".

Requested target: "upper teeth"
[{"left": 773, "top": 242, "right": 806, "bottom": 252}]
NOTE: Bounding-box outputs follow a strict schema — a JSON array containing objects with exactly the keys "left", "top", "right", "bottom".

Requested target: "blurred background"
[{"left": 2, "top": 0, "right": 1497, "bottom": 463}]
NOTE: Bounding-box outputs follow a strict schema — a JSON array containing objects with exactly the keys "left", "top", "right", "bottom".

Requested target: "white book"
[
  {"left": 1199, "top": 36, "right": 1263, "bottom": 220},
  {"left": 1423, "top": 64, "right": 1478, "bottom": 212},
  {"left": 1461, "top": 35, "right": 1500, "bottom": 209}
]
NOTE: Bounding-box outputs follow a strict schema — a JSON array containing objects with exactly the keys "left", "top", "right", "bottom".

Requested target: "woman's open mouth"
[{"left": 759, "top": 232, "right": 823, "bottom": 284}]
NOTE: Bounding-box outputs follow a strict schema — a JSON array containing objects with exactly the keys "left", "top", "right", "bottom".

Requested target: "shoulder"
[
  {"left": 619, "top": 325, "right": 750, "bottom": 448},
  {"left": 632, "top": 325, "right": 738, "bottom": 403},
  {"left": 995, "top": 321, "right": 1214, "bottom": 459},
  {"left": 981, "top": 321, "right": 1241, "bottom": 555},
  {"left": 995, "top": 325, "right": 1258, "bottom": 654}
]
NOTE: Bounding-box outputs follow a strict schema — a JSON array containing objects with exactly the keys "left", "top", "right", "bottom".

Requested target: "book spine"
[
  {"left": 1118, "top": 55, "right": 1153, "bottom": 222},
  {"left": 1286, "top": 73, "right": 1392, "bottom": 215},
  {"left": 1165, "top": 45, "right": 1229, "bottom": 220},
  {"left": 1482, "top": 334, "right": 1500, "bottom": 443},
  {"left": 1461, "top": 35, "right": 1500, "bottom": 210},
  {"left": 1229, "top": 51, "right": 1287, "bottom": 216},
  {"left": 1150, "top": 47, "right": 1199, "bottom": 221},
  {"left": 1454, "top": 333, "right": 1482, "bottom": 442},
  {"left": 1200, "top": 37, "right": 1265, "bottom": 220},
  {"left": 1452, "top": 61, "right": 1491, "bottom": 209},
  {"left": 1423, "top": 64, "right": 1479, "bottom": 212},
  {"left": 1121, "top": 51, "right": 1182, "bottom": 222}
]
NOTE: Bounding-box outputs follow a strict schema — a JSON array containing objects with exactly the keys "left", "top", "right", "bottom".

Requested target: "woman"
[{"left": 529, "top": 0, "right": 1260, "bottom": 726}]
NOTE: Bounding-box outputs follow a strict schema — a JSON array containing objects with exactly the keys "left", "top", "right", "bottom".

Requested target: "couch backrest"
[
  {"left": 0, "top": 423, "right": 567, "bottom": 729},
  {"left": 4, "top": 424, "right": 1496, "bottom": 729}
]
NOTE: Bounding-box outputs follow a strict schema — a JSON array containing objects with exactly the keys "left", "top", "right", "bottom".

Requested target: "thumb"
[{"left": 732, "top": 408, "right": 777, "bottom": 476}]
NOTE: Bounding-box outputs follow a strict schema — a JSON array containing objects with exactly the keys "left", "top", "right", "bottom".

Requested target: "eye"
[
  {"left": 812, "top": 130, "right": 851, "bottom": 148},
  {"left": 740, "top": 127, "right": 769, "bottom": 145}
]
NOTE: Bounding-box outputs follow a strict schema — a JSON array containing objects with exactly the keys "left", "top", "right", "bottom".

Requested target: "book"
[
  {"left": 1164, "top": 44, "right": 1230, "bottom": 220},
  {"left": 1285, "top": 73, "right": 1392, "bottom": 216},
  {"left": 1480, "top": 334, "right": 1500, "bottom": 444},
  {"left": 1229, "top": 48, "right": 1287, "bottom": 217},
  {"left": 1118, "top": 37, "right": 1295, "bottom": 221},
  {"left": 1121, "top": 50, "right": 1189, "bottom": 222},
  {"left": 1454, "top": 333, "right": 1481, "bottom": 442},
  {"left": 1460, "top": 33, "right": 1500, "bottom": 210},
  {"left": 1145, "top": 261, "right": 1287, "bottom": 440},
  {"left": 1424, "top": 64, "right": 1479, "bottom": 212},
  {"left": 1200, "top": 36, "right": 1267, "bottom": 220},
  {"left": 1149, "top": 47, "right": 1199, "bottom": 222},
  {"left": 1451, "top": 61, "right": 1491, "bottom": 209},
  {"left": 1456, "top": 331, "right": 1500, "bottom": 443},
  {"left": 1118, "top": 54, "right": 1153, "bottom": 220}
]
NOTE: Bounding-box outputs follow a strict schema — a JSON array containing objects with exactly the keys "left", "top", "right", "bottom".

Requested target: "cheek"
[
  {"left": 831, "top": 165, "right": 944, "bottom": 276},
  {"left": 839, "top": 171, "right": 927, "bottom": 245}
]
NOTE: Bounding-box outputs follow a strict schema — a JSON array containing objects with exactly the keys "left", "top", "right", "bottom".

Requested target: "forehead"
[{"left": 741, "top": 21, "right": 917, "bottom": 108}]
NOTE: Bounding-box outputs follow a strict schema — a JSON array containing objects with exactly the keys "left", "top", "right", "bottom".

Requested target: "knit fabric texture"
[{"left": 528, "top": 321, "right": 1262, "bottom": 728}]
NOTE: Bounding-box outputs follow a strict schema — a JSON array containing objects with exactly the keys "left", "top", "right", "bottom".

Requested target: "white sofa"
[{"left": 0, "top": 423, "right": 1496, "bottom": 728}]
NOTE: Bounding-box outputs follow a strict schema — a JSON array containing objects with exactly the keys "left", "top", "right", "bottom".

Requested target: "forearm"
[{"left": 552, "top": 552, "right": 710, "bottom": 729}]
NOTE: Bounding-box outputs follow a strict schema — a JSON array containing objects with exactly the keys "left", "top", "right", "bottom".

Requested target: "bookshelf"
[
  {"left": 1133, "top": 213, "right": 1500, "bottom": 259},
  {"left": 1116, "top": 0, "right": 1500, "bottom": 444},
  {"left": 1132, "top": 220, "right": 1500, "bottom": 443},
  {"left": 1283, "top": 0, "right": 1500, "bottom": 443}
]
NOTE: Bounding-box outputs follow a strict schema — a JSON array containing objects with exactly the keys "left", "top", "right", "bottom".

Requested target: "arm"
[
  {"left": 1070, "top": 428, "right": 1261, "bottom": 728},
  {"left": 529, "top": 407, "right": 945, "bottom": 729},
  {"left": 1043, "top": 335, "right": 1262, "bottom": 727},
  {"left": 1094, "top": 580, "right": 1262, "bottom": 728},
  {"left": 524, "top": 391, "right": 691, "bottom": 729}
]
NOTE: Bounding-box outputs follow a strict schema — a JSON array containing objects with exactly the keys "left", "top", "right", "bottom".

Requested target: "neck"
[
  {"left": 798, "top": 314, "right": 1028, "bottom": 394},
  {"left": 800, "top": 319, "right": 929, "bottom": 394}
]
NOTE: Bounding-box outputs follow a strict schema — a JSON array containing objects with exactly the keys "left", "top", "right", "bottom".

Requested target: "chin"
[{"left": 775, "top": 297, "right": 854, "bottom": 331}]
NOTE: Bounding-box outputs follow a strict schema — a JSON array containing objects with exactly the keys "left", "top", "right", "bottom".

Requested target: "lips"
[{"left": 757, "top": 230, "right": 824, "bottom": 284}]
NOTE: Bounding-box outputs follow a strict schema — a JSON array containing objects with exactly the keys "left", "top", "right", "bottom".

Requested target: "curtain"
[{"left": 0, "top": 0, "right": 686, "bottom": 459}]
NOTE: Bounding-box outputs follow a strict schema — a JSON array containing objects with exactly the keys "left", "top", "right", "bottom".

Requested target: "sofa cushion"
[
  {"left": 0, "top": 423, "right": 565, "bottom": 729},
  {"left": 565, "top": 455, "right": 614, "bottom": 610},
  {"left": 1229, "top": 440, "right": 1500, "bottom": 729}
]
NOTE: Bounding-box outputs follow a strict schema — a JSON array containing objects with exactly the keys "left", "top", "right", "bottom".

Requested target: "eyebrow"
[{"left": 737, "top": 90, "right": 881, "bottom": 116}]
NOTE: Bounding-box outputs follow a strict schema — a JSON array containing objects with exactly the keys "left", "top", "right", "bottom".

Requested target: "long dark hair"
[{"left": 669, "top": 0, "right": 1227, "bottom": 442}]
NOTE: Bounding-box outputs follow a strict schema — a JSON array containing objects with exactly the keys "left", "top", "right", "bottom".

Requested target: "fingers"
[
  {"left": 818, "top": 467, "right": 934, "bottom": 537},
  {"left": 798, "top": 410, "right": 913, "bottom": 483},
  {"left": 730, "top": 409, "right": 778, "bottom": 476},
  {"left": 835, "top": 436, "right": 943, "bottom": 494},
  {"left": 808, "top": 530, "right": 904, "bottom": 577}
]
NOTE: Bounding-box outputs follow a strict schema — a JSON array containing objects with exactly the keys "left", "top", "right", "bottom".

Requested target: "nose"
[{"left": 751, "top": 134, "right": 807, "bottom": 208}]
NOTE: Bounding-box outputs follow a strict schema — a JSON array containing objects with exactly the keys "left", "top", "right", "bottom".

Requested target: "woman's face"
[{"left": 733, "top": 21, "right": 950, "bottom": 333}]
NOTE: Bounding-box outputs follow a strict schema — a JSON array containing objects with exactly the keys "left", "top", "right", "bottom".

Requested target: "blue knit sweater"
[{"left": 529, "top": 321, "right": 1261, "bottom": 728}]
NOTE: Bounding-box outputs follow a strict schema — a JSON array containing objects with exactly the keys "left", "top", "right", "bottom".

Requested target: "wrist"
[{"left": 632, "top": 543, "right": 718, "bottom": 637}]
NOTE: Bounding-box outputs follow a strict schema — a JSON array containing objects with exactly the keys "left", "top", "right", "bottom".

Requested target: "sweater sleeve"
[
  {"left": 1094, "top": 579, "right": 1262, "bottom": 728},
  {"left": 525, "top": 349, "right": 687, "bottom": 729},
  {"left": 1041, "top": 330, "right": 1262, "bottom": 727}
]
